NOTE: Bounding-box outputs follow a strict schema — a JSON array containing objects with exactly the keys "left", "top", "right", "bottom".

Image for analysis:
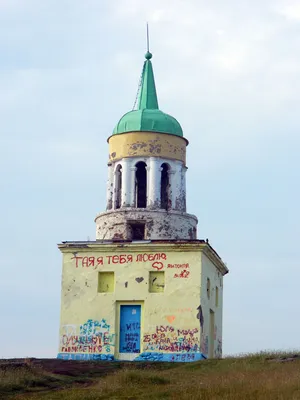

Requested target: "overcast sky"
[{"left": 1, "top": 0, "right": 300, "bottom": 358}]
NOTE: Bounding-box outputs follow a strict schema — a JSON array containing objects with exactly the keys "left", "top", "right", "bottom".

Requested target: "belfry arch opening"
[
  {"left": 161, "top": 163, "right": 170, "bottom": 210},
  {"left": 115, "top": 164, "right": 122, "bottom": 209},
  {"left": 135, "top": 161, "right": 147, "bottom": 208}
]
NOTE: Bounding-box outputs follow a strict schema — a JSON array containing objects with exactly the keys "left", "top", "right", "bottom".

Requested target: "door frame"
[{"left": 115, "top": 301, "right": 144, "bottom": 360}]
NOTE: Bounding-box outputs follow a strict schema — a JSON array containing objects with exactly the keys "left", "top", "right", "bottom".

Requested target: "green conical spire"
[
  {"left": 112, "top": 49, "right": 183, "bottom": 137},
  {"left": 137, "top": 52, "right": 159, "bottom": 110}
]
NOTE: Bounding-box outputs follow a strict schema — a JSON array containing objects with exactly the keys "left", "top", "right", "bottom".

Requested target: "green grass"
[{"left": 2, "top": 352, "right": 300, "bottom": 399}]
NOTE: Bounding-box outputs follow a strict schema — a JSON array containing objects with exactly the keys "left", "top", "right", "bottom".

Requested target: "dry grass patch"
[
  {"left": 4, "top": 352, "right": 300, "bottom": 399},
  {"left": 93, "top": 352, "right": 300, "bottom": 400},
  {"left": 0, "top": 363, "right": 62, "bottom": 397},
  {"left": 96, "top": 368, "right": 171, "bottom": 398}
]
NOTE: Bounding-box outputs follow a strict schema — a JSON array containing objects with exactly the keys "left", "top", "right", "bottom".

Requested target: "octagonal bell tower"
[{"left": 95, "top": 50, "right": 198, "bottom": 241}]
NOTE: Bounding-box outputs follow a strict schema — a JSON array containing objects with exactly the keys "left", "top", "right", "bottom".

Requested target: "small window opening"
[
  {"left": 149, "top": 271, "right": 165, "bottom": 293},
  {"left": 98, "top": 272, "right": 115, "bottom": 293},
  {"left": 207, "top": 278, "right": 211, "bottom": 299},
  {"left": 135, "top": 162, "right": 147, "bottom": 208},
  {"left": 215, "top": 286, "right": 219, "bottom": 307},
  {"left": 161, "top": 163, "right": 170, "bottom": 210},
  {"left": 129, "top": 222, "right": 145, "bottom": 240},
  {"left": 115, "top": 164, "right": 122, "bottom": 209}
]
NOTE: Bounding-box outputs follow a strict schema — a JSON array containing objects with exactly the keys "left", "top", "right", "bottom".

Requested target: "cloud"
[
  {"left": 275, "top": 1, "right": 300, "bottom": 21},
  {"left": 106, "top": 0, "right": 300, "bottom": 174},
  {"left": 2, "top": 0, "right": 299, "bottom": 174}
]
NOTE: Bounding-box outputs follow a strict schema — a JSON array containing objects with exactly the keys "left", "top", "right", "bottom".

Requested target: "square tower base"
[{"left": 57, "top": 240, "right": 228, "bottom": 362}]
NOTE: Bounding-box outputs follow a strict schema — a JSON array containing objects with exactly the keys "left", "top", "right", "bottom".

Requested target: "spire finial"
[
  {"left": 147, "top": 22, "right": 149, "bottom": 52},
  {"left": 137, "top": 24, "right": 158, "bottom": 110},
  {"left": 145, "top": 23, "right": 152, "bottom": 60}
]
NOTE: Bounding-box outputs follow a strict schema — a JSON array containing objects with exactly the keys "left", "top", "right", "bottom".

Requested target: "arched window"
[
  {"left": 135, "top": 162, "right": 147, "bottom": 208},
  {"left": 161, "top": 163, "right": 170, "bottom": 210},
  {"left": 115, "top": 164, "right": 122, "bottom": 209}
]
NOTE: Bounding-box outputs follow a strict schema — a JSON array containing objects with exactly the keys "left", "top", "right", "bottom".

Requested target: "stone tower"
[
  {"left": 95, "top": 51, "right": 197, "bottom": 242},
  {"left": 57, "top": 49, "right": 229, "bottom": 362}
]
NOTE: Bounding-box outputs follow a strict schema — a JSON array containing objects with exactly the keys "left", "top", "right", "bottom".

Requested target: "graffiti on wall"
[
  {"left": 143, "top": 325, "right": 200, "bottom": 353},
  {"left": 71, "top": 254, "right": 191, "bottom": 279},
  {"left": 71, "top": 253, "right": 167, "bottom": 268},
  {"left": 168, "top": 263, "right": 190, "bottom": 278},
  {"left": 167, "top": 263, "right": 189, "bottom": 269},
  {"left": 152, "top": 262, "right": 164, "bottom": 270},
  {"left": 166, "top": 315, "right": 176, "bottom": 324},
  {"left": 135, "top": 352, "right": 206, "bottom": 362},
  {"left": 173, "top": 269, "right": 190, "bottom": 278},
  {"left": 60, "top": 319, "right": 115, "bottom": 354},
  {"left": 58, "top": 353, "right": 114, "bottom": 361},
  {"left": 121, "top": 322, "right": 141, "bottom": 353}
]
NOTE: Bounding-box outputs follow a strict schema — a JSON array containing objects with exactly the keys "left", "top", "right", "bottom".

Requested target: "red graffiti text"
[
  {"left": 174, "top": 269, "right": 190, "bottom": 278},
  {"left": 71, "top": 253, "right": 167, "bottom": 268},
  {"left": 168, "top": 263, "right": 189, "bottom": 269}
]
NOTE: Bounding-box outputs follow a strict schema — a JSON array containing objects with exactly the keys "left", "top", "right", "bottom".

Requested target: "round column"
[
  {"left": 112, "top": 165, "right": 122, "bottom": 209},
  {"left": 182, "top": 166, "right": 187, "bottom": 212},
  {"left": 147, "top": 157, "right": 161, "bottom": 208},
  {"left": 121, "top": 158, "right": 132, "bottom": 207},
  {"left": 168, "top": 168, "right": 176, "bottom": 210},
  {"left": 130, "top": 166, "right": 137, "bottom": 207},
  {"left": 171, "top": 161, "right": 184, "bottom": 211},
  {"left": 106, "top": 162, "right": 113, "bottom": 210}
]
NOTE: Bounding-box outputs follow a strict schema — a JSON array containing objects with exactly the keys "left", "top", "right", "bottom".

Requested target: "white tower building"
[{"left": 57, "top": 48, "right": 229, "bottom": 363}]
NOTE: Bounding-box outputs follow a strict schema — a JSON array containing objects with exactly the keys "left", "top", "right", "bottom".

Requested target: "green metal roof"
[{"left": 112, "top": 52, "right": 183, "bottom": 137}]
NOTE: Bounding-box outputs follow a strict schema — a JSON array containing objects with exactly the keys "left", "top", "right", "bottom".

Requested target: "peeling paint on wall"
[
  {"left": 95, "top": 209, "right": 197, "bottom": 241},
  {"left": 200, "top": 254, "right": 224, "bottom": 358},
  {"left": 197, "top": 305, "right": 204, "bottom": 330},
  {"left": 200, "top": 334, "right": 209, "bottom": 356},
  {"left": 108, "top": 132, "right": 187, "bottom": 163},
  {"left": 215, "top": 339, "right": 222, "bottom": 358}
]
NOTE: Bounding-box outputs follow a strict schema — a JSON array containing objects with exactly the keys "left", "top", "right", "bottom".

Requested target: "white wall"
[{"left": 200, "top": 253, "right": 224, "bottom": 358}]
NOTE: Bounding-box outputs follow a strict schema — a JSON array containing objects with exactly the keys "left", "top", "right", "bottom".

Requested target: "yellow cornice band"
[{"left": 108, "top": 131, "right": 187, "bottom": 164}]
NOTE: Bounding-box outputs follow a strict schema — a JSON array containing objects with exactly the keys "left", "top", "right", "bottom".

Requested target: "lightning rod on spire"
[{"left": 146, "top": 22, "right": 150, "bottom": 52}]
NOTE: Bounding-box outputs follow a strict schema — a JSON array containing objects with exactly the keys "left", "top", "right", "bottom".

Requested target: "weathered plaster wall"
[
  {"left": 58, "top": 243, "right": 225, "bottom": 362},
  {"left": 108, "top": 131, "right": 187, "bottom": 163},
  {"left": 95, "top": 209, "right": 197, "bottom": 240},
  {"left": 106, "top": 157, "right": 187, "bottom": 212},
  {"left": 199, "top": 253, "right": 224, "bottom": 359}
]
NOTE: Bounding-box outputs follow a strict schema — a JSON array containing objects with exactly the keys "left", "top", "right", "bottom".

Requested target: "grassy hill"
[{"left": 1, "top": 352, "right": 300, "bottom": 399}]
